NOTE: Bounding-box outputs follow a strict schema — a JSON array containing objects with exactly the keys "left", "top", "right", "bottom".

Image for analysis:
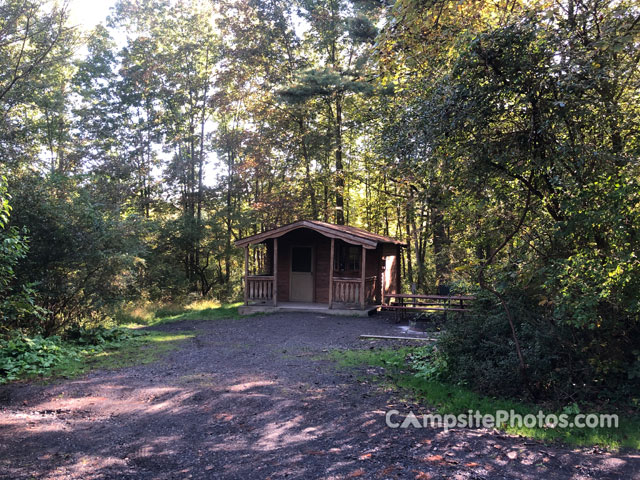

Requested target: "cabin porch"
[{"left": 235, "top": 220, "right": 404, "bottom": 315}]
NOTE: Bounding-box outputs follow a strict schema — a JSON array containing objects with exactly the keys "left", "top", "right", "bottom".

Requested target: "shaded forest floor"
[{"left": 0, "top": 313, "right": 638, "bottom": 479}]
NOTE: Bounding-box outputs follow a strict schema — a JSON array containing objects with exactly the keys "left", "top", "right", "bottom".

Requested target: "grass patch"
[
  {"left": 2, "top": 300, "right": 240, "bottom": 385},
  {"left": 326, "top": 347, "right": 410, "bottom": 368},
  {"left": 325, "top": 347, "right": 640, "bottom": 450},
  {"left": 1, "top": 327, "right": 195, "bottom": 384},
  {"left": 51, "top": 330, "right": 195, "bottom": 379},
  {"left": 115, "top": 299, "right": 242, "bottom": 326}
]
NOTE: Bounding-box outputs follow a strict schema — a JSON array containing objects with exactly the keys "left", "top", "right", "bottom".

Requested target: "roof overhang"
[{"left": 235, "top": 220, "right": 399, "bottom": 250}]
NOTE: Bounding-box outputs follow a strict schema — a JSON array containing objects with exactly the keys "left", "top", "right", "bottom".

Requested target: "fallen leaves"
[
  {"left": 346, "top": 468, "right": 366, "bottom": 478},
  {"left": 421, "top": 454, "right": 444, "bottom": 465},
  {"left": 377, "top": 465, "right": 401, "bottom": 477},
  {"left": 412, "top": 470, "right": 432, "bottom": 479},
  {"left": 419, "top": 452, "right": 465, "bottom": 467}
]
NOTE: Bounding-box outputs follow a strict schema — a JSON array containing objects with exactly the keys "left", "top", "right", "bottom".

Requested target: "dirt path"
[{"left": 0, "top": 313, "right": 638, "bottom": 479}]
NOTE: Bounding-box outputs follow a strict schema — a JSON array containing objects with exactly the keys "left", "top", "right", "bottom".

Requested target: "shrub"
[
  {"left": 430, "top": 290, "right": 640, "bottom": 406},
  {"left": 62, "top": 324, "right": 139, "bottom": 346},
  {"left": 0, "top": 326, "right": 143, "bottom": 384},
  {"left": 407, "top": 344, "right": 448, "bottom": 381},
  {"left": 0, "top": 334, "right": 78, "bottom": 383},
  {"left": 8, "top": 173, "right": 147, "bottom": 334}
]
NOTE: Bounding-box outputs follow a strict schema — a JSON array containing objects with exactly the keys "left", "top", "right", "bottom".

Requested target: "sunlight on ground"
[
  {"left": 115, "top": 300, "right": 242, "bottom": 327},
  {"left": 52, "top": 332, "right": 196, "bottom": 380},
  {"left": 256, "top": 415, "right": 322, "bottom": 451},
  {"left": 228, "top": 380, "right": 276, "bottom": 392},
  {"left": 184, "top": 299, "right": 222, "bottom": 311},
  {"left": 148, "top": 333, "right": 195, "bottom": 343}
]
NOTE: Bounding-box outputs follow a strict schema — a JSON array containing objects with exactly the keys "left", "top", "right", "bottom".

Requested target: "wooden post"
[
  {"left": 396, "top": 245, "right": 402, "bottom": 296},
  {"left": 244, "top": 246, "right": 249, "bottom": 306},
  {"left": 360, "top": 246, "right": 366, "bottom": 309},
  {"left": 381, "top": 256, "right": 385, "bottom": 306},
  {"left": 328, "top": 238, "right": 334, "bottom": 309},
  {"left": 273, "top": 238, "right": 278, "bottom": 307}
]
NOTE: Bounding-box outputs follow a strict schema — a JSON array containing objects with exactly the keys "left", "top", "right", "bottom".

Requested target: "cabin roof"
[{"left": 235, "top": 220, "right": 406, "bottom": 249}]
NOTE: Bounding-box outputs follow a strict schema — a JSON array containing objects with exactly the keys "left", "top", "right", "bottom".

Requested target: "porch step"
[{"left": 238, "top": 303, "right": 379, "bottom": 317}]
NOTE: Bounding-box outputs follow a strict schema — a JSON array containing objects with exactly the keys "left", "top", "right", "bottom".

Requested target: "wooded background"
[{"left": 1, "top": 0, "right": 639, "bottom": 403}]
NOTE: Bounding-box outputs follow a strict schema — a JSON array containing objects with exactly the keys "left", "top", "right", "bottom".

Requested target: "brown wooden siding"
[
  {"left": 276, "top": 238, "right": 290, "bottom": 302},
  {"left": 314, "top": 236, "right": 330, "bottom": 303},
  {"left": 275, "top": 228, "right": 330, "bottom": 303},
  {"left": 396, "top": 244, "right": 402, "bottom": 295},
  {"left": 365, "top": 245, "right": 382, "bottom": 303},
  {"left": 269, "top": 227, "right": 399, "bottom": 305}
]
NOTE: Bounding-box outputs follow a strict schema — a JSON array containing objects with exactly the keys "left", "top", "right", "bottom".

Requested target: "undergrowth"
[
  {"left": 326, "top": 346, "right": 640, "bottom": 450},
  {"left": 0, "top": 326, "right": 142, "bottom": 383},
  {"left": 114, "top": 299, "right": 242, "bottom": 326},
  {"left": 0, "top": 298, "right": 242, "bottom": 384}
]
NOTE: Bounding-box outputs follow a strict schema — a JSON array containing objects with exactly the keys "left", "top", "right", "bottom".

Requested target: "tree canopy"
[{"left": 1, "top": 0, "right": 639, "bottom": 403}]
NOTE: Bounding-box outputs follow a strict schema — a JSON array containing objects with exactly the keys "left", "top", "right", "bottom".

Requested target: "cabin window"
[
  {"left": 334, "top": 244, "right": 361, "bottom": 272},
  {"left": 291, "top": 246, "right": 312, "bottom": 272}
]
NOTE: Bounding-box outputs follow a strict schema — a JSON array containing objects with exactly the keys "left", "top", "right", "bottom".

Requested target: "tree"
[
  {"left": 0, "top": 0, "right": 73, "bottom": 104},
  {"left": 375, "top": 0, "right": 640, "bottom": 400},
  {"left": 279, "top": 0, "right": 380, "bottom": 224},
  {"left": 0, "top": 0, "right": 76, "bottom": 171},
  {"left": 0, "top": 175, "right": 45, "bottom": 331}
]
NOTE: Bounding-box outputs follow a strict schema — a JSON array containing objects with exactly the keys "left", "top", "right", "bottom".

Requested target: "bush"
[
  {"left": 62, "top": 324, "right": 137, "bottom": 346},
  {"left": 407, "top": 345, "right": 448, "bottom": 381},
  {"left": 0, "top": 334, "right": 78, "bottom": 383},
  {"left": 8, "top": 173, "right": 146, "bottom": 334},
  {"left": 0, "top": 326, "right": 142, "bottom": 384},
  {"left": 0, "top": 175, "right": 48, "bottom": 332},
  {"left": 429, "top": 290, "right": 640, "bottom": 406}
]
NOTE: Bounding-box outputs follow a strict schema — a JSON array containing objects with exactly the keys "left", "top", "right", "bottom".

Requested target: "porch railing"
[
  {"left": 333, "top": 276, "right": 376, "bottom": 306},
  {"left": 247, "top": 275, "right": 274, "bottom": 304}
]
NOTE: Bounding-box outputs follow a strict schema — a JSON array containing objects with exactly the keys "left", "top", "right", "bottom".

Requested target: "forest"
[{"left": 1, "top": 0, "right": 639, "bottom": 407}]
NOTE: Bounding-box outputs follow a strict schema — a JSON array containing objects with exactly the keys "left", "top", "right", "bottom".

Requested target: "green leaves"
[
  {"left": 278, "top": 68, "right": 373, "bottom": 103},
  {"left": 6, "top": 173, "right": 146, "bottom": 333},
  {"left": 0, "top": 175, "right": 45, "bottom": 330},
  {"left": 408, "top": 345, "right": 449, "bottom": 381},
  {"left": 0, "top": 334, "right": 75, "bottom": 383},
  {"left": 372, "top": 0, "right": 640, "bottom": 403},
  {"left": 347, "top": 15, "right": 378, "bottom": 44},
  {"left": 0, "top": 326, "right": 144, "bottom": 384}
]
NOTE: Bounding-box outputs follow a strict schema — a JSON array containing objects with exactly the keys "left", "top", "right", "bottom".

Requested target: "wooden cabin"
[{"left": 235, "top": 220, "right": 405, "bottom": 313}]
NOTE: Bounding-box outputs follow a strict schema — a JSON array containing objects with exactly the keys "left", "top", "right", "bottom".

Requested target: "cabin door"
[{"left": 290, "top": 246, "right": 314, "bottom": 302}]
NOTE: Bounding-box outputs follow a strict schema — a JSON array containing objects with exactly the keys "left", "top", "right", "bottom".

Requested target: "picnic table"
[{"left": 381, "top": 293, "right": 475, "bottom": 322}]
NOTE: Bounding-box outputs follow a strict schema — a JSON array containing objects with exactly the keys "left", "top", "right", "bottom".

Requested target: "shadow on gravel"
[{"left": 0, "top": 313, "right": 638, "bottom": 479}]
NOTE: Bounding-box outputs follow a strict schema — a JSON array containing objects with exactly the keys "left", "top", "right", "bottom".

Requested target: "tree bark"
[
  {"left": 335, "top": 94, "right": 345, "bottom": 225},
  {"left": 431, "top": 203, "right": 450, "bottom": 286}
]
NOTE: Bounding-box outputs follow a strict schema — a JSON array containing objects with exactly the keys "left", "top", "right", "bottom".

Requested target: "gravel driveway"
[{"left": 0, "top": 313, "right": 638, "bottom": 479}]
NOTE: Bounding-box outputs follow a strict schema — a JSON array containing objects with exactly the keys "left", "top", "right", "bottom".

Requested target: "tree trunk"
[
  {"left": 431, "top": 203, "right": 450, "bottom": 286},
  {"left": 477, "top": 188, "right": 535, "bottom": 399},
  {"left": 404, "top": 203, "right": 414, "bottom": 290},
  {"left": 334, "top": 95, "right": 344, "bottom": 225},
  {"left": 298, "top": 116, "right": 318, "bottom": 219},
  {"left": 196, "top": 51, "right": 209, "bottom": 294}
]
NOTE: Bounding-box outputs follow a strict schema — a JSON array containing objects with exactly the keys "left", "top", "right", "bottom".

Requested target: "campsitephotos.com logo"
[{"left": 385, "top": 409, "right": 619, "bottom": 432}]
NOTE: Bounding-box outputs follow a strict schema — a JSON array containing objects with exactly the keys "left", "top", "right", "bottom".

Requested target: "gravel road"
[{"left": 0, "top": 313, "right": 638, "bottom": 479}]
